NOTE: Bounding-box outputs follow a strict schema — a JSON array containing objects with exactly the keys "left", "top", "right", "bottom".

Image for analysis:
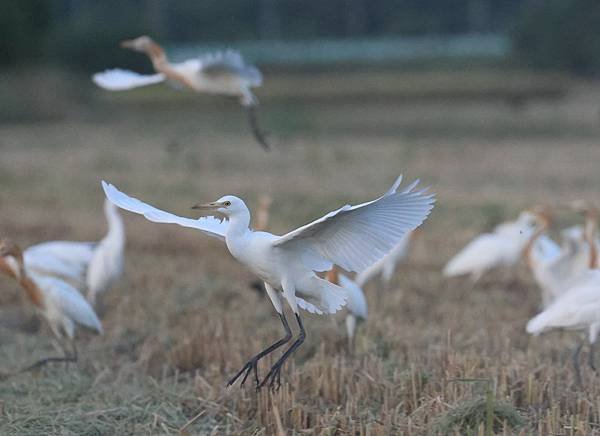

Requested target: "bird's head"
[
  {"left": 121, "top": 35, "right": 155, "bottom": 53},
  {"left": 191, "top": 195, "right": 247, "bottom": 218},
  {"left": 569, "top": 199, "right": 599, "bottom": 219},
  {"left": 526, "top": 204, "right": 553, "bottom": 227},
  {"left": 0, "top": 239, "right": 23, "bottom": 280}
]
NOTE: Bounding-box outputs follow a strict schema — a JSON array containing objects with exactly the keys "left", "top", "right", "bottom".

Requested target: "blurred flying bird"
[
  {"left": 443, "top": 211, "right": 539, "bottom": 284},
  {"left": 102, "top": 175, "right": 434, "bottom": 389},
  {"left": 325, "top": 268, "right": 367, "bottom": 349},
  {"left": 0, "top": 239, "right": 102, "bottom": 371},
  {"left": 93, "top": 35, "right": 270, "bottom": 150},
  {"left": 23, "top": 200, "right": 125, "bottom": 306}
]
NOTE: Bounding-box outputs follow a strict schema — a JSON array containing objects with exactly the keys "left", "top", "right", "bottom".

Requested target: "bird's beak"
[
  {"left": 191, "top": 201, "right": 223, "bottom": 211},
  {"left": 120, "top": 39, "right": 136, "bottom": 50}
]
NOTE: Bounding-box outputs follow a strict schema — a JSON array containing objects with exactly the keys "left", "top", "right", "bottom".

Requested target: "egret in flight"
[
  {"left": 22, "top": 200, "right": 125, "bottom": 306},
  {"left": 102, "top": 176, "right": 434, "bottom": 389},
  {"left": 0, "top": 239, "right": 102, "bottom": 371},
  {"left": 93, "top": 35, "right": 270, "bottom": 150}
]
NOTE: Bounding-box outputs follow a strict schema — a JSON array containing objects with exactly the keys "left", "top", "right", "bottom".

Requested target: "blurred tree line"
[{"left": 1, "top": 0, "right": 599, "bottom": 75}]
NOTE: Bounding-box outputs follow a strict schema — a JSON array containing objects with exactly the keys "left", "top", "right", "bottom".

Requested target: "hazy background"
[{"left": 2, "top": 1, "right": 600, "bottom": 434}]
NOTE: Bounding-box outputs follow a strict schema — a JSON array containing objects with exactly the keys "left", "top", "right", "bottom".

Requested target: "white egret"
[
  {"left": 443, "top": 211, "right": 538, "bottom": 283},
  {"left": 86, "top": 200, "right": 125, "bottom": 305},
  {"left": 325, "top": 268, "right": 367, "bottom": 349},
  {"left": 525, "top": 207, "right": 596, "bottom": 307},
  {"left": 0, "top": 239, "right": 102, "bottom": 371},
  {"left": 93, "top": 35, "right": 270, "bottom": 150},
  {"left": 102, "top": 175, "right": 434, "bottom": 389},
  {"left": 527, "top": 269, "right": 600, "bottom": 384},
  {"left": 22, "top": 200, "right": 125, "bottom": 306}
]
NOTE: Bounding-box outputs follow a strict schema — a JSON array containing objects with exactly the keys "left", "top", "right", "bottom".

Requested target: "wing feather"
[
  {"left": 102, "top": 181, "right": 227, "bottom": 241},
  {"left": 198, "top": 50, "right": 262, "bottom": 86},
  {"left": 93, "top": 69, "right": 165, "bottom": 91},
  {"left": 273, "top": 177, "right": 434, "bottom": 273}
]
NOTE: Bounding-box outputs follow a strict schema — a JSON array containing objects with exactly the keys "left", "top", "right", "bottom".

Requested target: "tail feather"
[
  {"left": 526, "top": 311, "right": 551, "bottom": 335},
  {"left": 298, "top": 277, "right": 348, "bottom": 315}
]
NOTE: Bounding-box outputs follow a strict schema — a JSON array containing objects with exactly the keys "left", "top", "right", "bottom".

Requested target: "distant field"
[{"left": 1, "top": 67, "right": 600, "bottom": 434}]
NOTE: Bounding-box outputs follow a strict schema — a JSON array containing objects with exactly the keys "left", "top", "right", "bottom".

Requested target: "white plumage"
[
  {"left": 21, "top": 199, "right": 125, "bottom": 306},
  {"left": 102, "top": 175, "right": 434, "bottom": 388},
  {"left": 526, "top": 270, "right": 600, "bottom": 342},
  {"left": 443, "top": 211, "right": 537, "bottom": 283},
  {"left": 355, "top": 231, "right": 413, "bottom": 288},
  {"left": 0, "top": 240, "right": 102, "bottom": 369},
  {"left": 93, "top": 35, "right": 270, "bottom": 149},
  {"left": 338, "top": 273, "right": 367, "bottom": 345}
]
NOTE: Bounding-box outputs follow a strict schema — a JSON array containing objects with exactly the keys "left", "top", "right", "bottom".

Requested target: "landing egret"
[
  {"left": 102, "top": 175, "right": 434, "bottom": 389},
  {"left": 0, "top": 239, "right": 102, "bottom": 371},
  {"left": 93, "top": 35, "right": 270, "bottom": 150},
  {"left": 22, "top": 200, "right": 125, "bottom": 306},
  {"left": 443, "top": 211, "right": 538, "bottom": 283},
  {"left": 325, "top": 268, "right": 367, "bottom": 349},
  {"left": 527, "top": 269, "right": 600, "bottom": 384}
]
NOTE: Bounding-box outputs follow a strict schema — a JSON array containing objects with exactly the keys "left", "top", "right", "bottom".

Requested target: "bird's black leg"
[
  {"left": 246, "top": 105, "right": 270, "bottom": 151},
  {"left": 589, "top": 341, "right": 597, "bottom": 373},
  {"left": 573, "top": 341, "right": 584, "bottom": 386},
  {"left": 259, "top": 313, "right": 306, "bottom": 391},
  {"left": 20, "top": 340, "right": 78, "bottom": 373},
  {"left": 227, "top": 312, "right": 292, "bottom": 388}
]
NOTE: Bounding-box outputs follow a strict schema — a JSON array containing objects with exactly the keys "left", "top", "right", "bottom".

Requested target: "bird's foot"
[
  {"left": 227, "top": 358, "right": 260, "bottom": 389},
  {"left": 258, "top": 361, "right": 284, "bottom": 391}
]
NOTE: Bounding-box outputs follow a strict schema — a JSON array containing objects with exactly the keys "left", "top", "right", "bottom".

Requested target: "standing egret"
[
  {"left": 526, "top": 269, "right": 600, "bottom": 384},
  {"left": 102, "top": 175, "right": 434, "bottom": 389},
  {"left": 86, "top": 200, "right": 125, "bottom": 305},
  {"left": 525, "top": 207, "right": 593, "bottom": 307},
  {"left": 570, "top": 200, "right": 599, "bottom": 269},
  {"left": 93, "top": 35, "right": 270, "bottom": 150},
  {"left": 325, "top": 268, "right": 367, "bottom": 349},
  {"left": 443, "top": 211, "right": 538, "bottom": 283},
  {"left": 22, "top": 200, "right": 125, "bottom": 306},
  {"left": 0, "top": 239, "right": 102, "bottom": 371}
]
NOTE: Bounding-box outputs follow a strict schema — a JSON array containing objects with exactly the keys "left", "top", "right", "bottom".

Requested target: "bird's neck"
[
  {"left": 18, "top": 274, "right": 44, "bottom": 308},
  {"left": 225, "top": 210, "right": 251, "bottom": 254},
  {"left": 105, "top": 206, "right": 125, "bottom": 248},
  {"left": 144, "top": 42, "right": 168, "bottom": 68},
  {"left": 523, "top": 220, "right": 548, "bottom": 271},
  {"left": 585, "top": 213, "right": 598, "bottom": 268}
]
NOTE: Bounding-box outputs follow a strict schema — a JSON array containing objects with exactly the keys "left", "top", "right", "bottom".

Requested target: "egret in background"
[
  {"left": 0, "top": 239, "right": 102, "bottom": 371},
  {"left": 527, "top": 269, "right": 600, "bottom": 384},
  {"left": 355, "top": 229, "right": 419, "bottom": 289},
  {"left": 93, "top": 35, "right": 270, "bottom": 150},
  {"left": 443, "top": 211, "right": 539, "bottom": 284},
  {"left": 22, "top": 200, "right": 125, "bottom": 306},
  {"left": 102, "top": 175, "right": 434, "bottom": 389},
  {"left": 325, "top": 267, "right": 367, "bottom": 349}
]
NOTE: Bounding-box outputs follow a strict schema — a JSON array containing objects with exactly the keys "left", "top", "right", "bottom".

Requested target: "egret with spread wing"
[
  {"left": 93, "top": 35, "right": 270, "bottom": 150},
  {"left": 102, "top": 176, "right": 434, "bottom": 389},
  {"left": 0, "top": 239, "right": 102, "bottom": 372}
]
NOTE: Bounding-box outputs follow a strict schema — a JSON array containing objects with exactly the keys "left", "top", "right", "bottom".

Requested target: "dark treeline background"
[{"left": 2, "top": 0, "right": 600, "bottom": 75}]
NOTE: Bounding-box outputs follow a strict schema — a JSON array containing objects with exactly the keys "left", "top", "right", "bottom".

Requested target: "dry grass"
[{"left": 1, "top": 69, "right": 600, "bottom": 434}]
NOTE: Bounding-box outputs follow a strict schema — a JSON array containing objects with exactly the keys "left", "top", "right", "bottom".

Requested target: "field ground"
[{"left": 1, "top": 67, "right": 600, "bottom": 434}]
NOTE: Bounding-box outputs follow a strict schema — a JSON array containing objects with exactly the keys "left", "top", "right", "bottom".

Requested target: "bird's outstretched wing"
[
  {"left": 92, "top": 69, "right": 165, "bottom": 91},
  {"left": 102, "top": 181, "right": 227, "bottom": 241},
  {"left": 272, "top": 177, "right": 435, "bottom": 273},
  {"left": 246, "top": 105, "right": 270, "bottom": 151},
  {"left": 198, "top": 50, "right": 262, "bottom": 86}
]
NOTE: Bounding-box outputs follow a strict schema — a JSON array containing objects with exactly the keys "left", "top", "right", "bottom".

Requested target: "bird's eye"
[{"left": 224, "top": 201, "right": 231, "bottom": 207}]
